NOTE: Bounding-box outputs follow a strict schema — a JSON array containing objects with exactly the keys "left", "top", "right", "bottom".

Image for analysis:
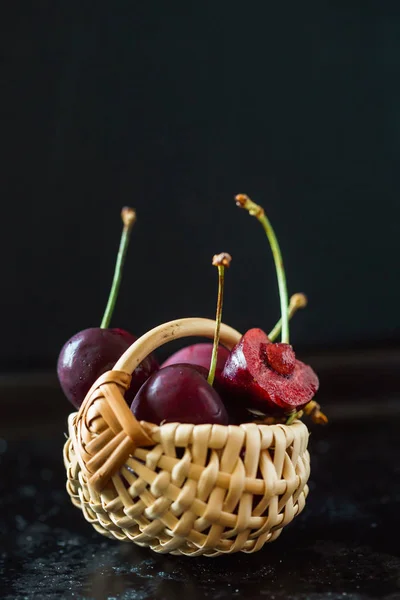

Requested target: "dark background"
[
  {"left": 2, "top": 8, "right": 400, "bottom": 599},
  {"left": 2, "top": 2, "right": 399, "bottom": 370}
]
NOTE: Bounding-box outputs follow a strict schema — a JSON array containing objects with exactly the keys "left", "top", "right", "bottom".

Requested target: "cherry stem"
[
  {"left": 285, "top": 411, "right": 298, "bottom": 426},
  {"left": 268, "top": 293, "right": 307, "bottom": 342},
  {"left": 302, "top": 400, "right": 328, "bottom": 425},
  {"left": 207, "top": 252, "right": 232, "bottom": 386},
  {"left": 235, "top": 194, "right": 290, "bottom": 344},
  {"left": 100, "top": 207, "right": 136, "bottom": 329}
]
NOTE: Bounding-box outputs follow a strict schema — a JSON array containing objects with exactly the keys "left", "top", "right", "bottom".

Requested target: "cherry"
[
  {"left": 57, "top": 207, "right": 158, "bottom": 409},
  {"left": 221, "top": 195, "right": 320, "bottom": 419},
  {"left": 160, "top": 343, "right": 230, "bottom": 386},
  {"left": 222, "top": 328, "right": 318, "bottom": 412},
  {"left": 58, "top": 327, "right": 158, "bottom": 409},
  {"left": 223, "top": 294, "right": 310, "bottom": 421},
  {"left": 131, "top": 364, "right": 228, "bottom": 425}
]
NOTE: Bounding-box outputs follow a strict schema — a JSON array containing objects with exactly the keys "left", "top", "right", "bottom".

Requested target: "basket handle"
[
  {"left": 114, "top": 317, "right": 242, "bottom": 374},
  {"left": 74, "top": 318, "right": 242, "bottom": 492}
]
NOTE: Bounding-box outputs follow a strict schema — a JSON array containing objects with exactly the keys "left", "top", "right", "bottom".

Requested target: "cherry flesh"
[
  {"left": 57, "top": 327, "right": 159, "bottom": 409},
  {"left": 130, "top": 363, "right": 229, "bottom": 425},
  {"left": 160, "top": 343, "right": 230, "bottom": 385},
  {"left": 221, "top": 328, "right": 319, "bottom": 414}
]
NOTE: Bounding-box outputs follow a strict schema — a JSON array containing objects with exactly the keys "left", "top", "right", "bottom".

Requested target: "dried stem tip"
[
  {"left": 121, "top": 206, "right": 137, "bottom": 228},
  {"left": 212, "top": 252, "right": 232, "bottom": 268},
  {"left": 235, "top": 194, "right": 264, "bottom": 218},
  {"left": 290, "top": 293, "right": 308, "bottom": 311},
  {"left": 303, "top": 400, "right": 328, "bottom": 425}
]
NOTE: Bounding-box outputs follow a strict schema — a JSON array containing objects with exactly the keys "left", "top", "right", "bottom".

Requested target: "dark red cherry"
[
  {"left": 161, "top": 345, "right": 250, "bottom": 425},
  {"left": 57, "top": 327, "right": 159, "bottom": 409},
  {"left": 57, "top": 207, "right": 160, "bottom": 409},
  {"left": 221, "top": 328, "right": 319, "bottom": 413},
  {"left": 130, "top": 364, "right": 229, "bottom": 425},
  {"left": 160, "top": 343, "right": 230, "bottom": 385}
]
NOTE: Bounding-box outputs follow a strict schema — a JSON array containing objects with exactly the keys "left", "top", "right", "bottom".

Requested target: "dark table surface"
[{"left": 1, "top": 345, "right": 399, "bottom": 600}]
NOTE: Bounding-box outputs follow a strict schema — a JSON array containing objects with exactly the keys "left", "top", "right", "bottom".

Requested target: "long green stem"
[
  {"left": 100, "top": 207, "right": 136, "bottom": 329},
  {"left": 207, "top": 252, "right": 232, "bottom": 386},
  {"left": 268, "top": 293, "right": 307, "bottom": 342},
  {"left": 235, "top": 194, "right": 290, "bottom": 343}
]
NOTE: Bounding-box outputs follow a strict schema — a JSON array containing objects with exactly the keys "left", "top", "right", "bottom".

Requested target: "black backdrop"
[{"left": 2, "top": 2, "right": 399, "bottom": 369}]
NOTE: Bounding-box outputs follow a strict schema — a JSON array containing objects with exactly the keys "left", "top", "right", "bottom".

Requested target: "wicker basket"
[{"left": 64, "top": 317, "right": 310, "bottom": 557}]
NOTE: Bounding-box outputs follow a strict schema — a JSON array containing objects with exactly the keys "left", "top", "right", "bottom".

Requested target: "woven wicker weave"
[{"left": 64, "top": 318, "right": 310, "bottom": 557}]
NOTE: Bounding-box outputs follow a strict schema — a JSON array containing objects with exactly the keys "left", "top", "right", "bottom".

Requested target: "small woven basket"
[{"left": 64, "top": 317, "right": 310, "bottom": 557}]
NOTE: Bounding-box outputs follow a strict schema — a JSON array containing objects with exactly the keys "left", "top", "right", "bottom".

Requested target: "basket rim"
[
  {"left": 70, "top": 317, "right": 310, "bottom": 493},
  {"left": 68, "top": 409, "right": 308, "bottom": 433}
]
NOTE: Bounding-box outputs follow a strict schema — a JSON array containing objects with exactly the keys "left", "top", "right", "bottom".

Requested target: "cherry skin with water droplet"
[
  {"left": 57, "top": 327, "right": 159, "bottom": 409},
  {"left": 130, "top": 363, "right": 229, "bottom": 425}
]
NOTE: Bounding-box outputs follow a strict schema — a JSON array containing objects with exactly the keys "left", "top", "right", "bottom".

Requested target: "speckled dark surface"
[
  {"left": 1, "top": 413, "right": 399, "bottom": 600},
  {"left": 1, "top": 351, "right": 400, "bottom": 600}
]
